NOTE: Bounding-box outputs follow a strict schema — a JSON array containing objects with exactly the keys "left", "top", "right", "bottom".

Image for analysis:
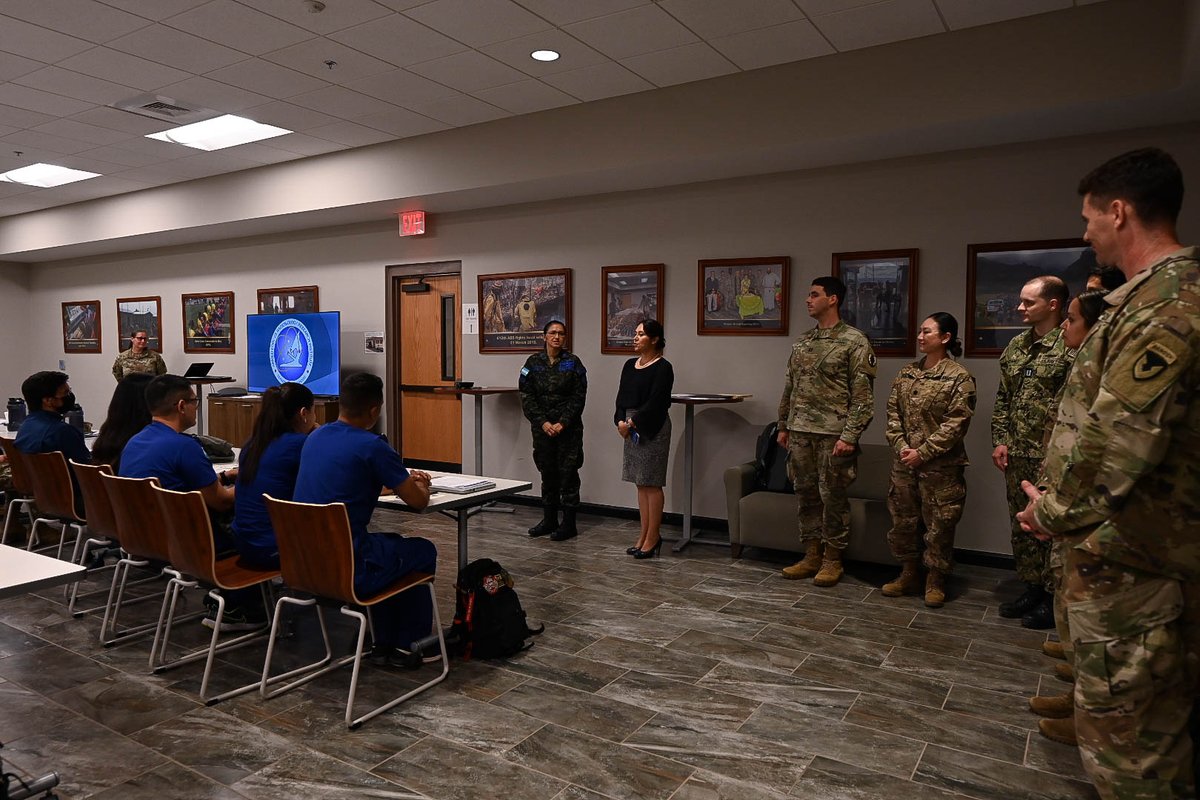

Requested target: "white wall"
[
  {"left": 0, "top": 261, "right": 31, "bottom": 404},
  {"left": 17, "top": 123, "right": 1200, "bottom": 555}
]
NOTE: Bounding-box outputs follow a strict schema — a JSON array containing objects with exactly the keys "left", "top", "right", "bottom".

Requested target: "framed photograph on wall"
[
  {"left": 966, "top": 238, "right": 1093, "bottom": 356},
  {"left": 601, "top": 264, "right": 663, "bottom": 354},
  {"left": 182, "top": 291, "right": 235, "bottom": 353},
  {"left": 61, "top": 300, "right": 101, "bottom": 353},
  {"left": 832, "top": 249, "right": 919, "bottom": 357},
  {"left": 478, "top": 268, "right": 572, "bottom": 353},
  {"left": 697, "top": 256, "right": 789, "bottom": 335},
  {"left": 116, "top": 296, "right": 162, "bottom": 352},
  {"left": 257, "top": 285, "right": 319, "bottom": 315}
]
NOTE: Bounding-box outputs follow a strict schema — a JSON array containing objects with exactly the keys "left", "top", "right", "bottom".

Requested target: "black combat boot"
[
  {"left": 1021, "top": 592, "right": 1055, "bottom": 629},
  {"left": 550, "top": 508, "right": 578, "bottom": 541},
  {"left": 528, "top": 505, "right": 558, "bottom": 537},
  {"left": 999, "top": 583, "right": 1044, "bottom": 618}
]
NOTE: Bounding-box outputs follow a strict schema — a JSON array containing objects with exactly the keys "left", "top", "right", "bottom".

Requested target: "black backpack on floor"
[
  {"left": 450, "top": 558, "right": 544, "bottom": 660},
  {"left": 755, "top": 421, "right": 793, "bottom": 493}
]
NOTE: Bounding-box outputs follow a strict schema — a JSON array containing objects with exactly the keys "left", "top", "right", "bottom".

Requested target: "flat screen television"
[{"left": 246, "top": 311, "right": 340, "bottom": 396}]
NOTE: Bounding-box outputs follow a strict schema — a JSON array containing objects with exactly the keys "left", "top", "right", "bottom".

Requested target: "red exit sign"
[{"left": 400, "top": 210, "right": 426, "bottom": 237}]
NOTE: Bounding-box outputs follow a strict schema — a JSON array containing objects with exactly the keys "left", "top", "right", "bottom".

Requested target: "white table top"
[
  {"left": 0, "top": 544, "right": 87, "bottom": 599},
  {"left": 377, "top": 472, "right": 532, "bottom": 512}
]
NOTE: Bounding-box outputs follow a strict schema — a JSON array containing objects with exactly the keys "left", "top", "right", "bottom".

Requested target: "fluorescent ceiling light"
[
  {"left": 146, "top": 114, "right": 291, "bottom": 151},
  {"left": 0, "top": 163, "right": 101, "bottom": 188},
  {"left": 531, "top": 49, "right": 560, "bottom": 61}
]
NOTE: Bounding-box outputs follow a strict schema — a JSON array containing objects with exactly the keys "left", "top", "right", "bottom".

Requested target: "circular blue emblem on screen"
[{"left": 269, "top": 318, "right": 314, "bottom": 385}]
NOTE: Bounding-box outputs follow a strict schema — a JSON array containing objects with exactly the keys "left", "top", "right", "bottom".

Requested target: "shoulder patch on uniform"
[
  {"left": 867, "top": 353, "right": 877, "bottom": 368},
  {"left": 1133, "top": 341, "right": 1176, "bottom": 381},
  {"left": 1103, "top": 328, "right": 1189, "bottom": 412}
]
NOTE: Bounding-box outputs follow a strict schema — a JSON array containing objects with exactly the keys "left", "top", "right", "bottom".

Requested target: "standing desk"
[
  {"left": 669, "top": 393, "right": 750, "bottom": 553},
  {"left": 434, "top": 386, "right": 520, "bottom": 514}
]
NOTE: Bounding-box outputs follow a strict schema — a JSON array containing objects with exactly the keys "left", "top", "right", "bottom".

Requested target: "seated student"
[
  {"left": 14, "top": 371, "right": 91, "bottom": 466},
  {"left": 232, "top": 383, "right": 317, "bottom": 570},
  {"left": 91, "top": 373, "right": 154, "bottom": 472},
  {"left": 294, "top": 372, "right": 437, "bottom": 664}
]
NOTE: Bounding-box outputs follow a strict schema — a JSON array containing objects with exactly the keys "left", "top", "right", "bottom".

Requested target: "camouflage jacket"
[
  {"left": 112, "top": 348, "right": 166, "bottom": 381},
  {"left": 886, "top": 357, "right": 976, "bottom": 467},
  {"left": 1035, "top": 247, "right": 1200, "bottom": 580},
  {"left": 777, "top": 321, "right": 876, "bottom": 443},
  {"left": 991, "top": 326, "right": 1074, "bottom": 458},
  {"left": 519, "top": 349, "right": 587, "bottom": 431}
]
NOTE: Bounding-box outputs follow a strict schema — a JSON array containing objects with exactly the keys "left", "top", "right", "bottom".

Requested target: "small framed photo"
[
  {"left": 257, "top": 285, "right": 319, "bottom": 315},
  {"left": 182, "top": 292, "right": 235, "bottom": 353},
  {"left": 116, "top": 296, "right": 162, "bottom": 352},
  {"left": 601, "top": 264, "right": 664, "bottom": 354},
  {"left": 697, "top": 256, "right": 789, "bottom": 335},
  {"left": 966, "top": 239, "right": 1094, "bottom": 356},
  {"left": 832, "top": 249, "right": 919, "bottom": 357},
  {"left": 478, "top": 268, "right": 572, "bottom": 353},
  {"left": 62, "top": 300, "right": 101, "bottom": 353}
]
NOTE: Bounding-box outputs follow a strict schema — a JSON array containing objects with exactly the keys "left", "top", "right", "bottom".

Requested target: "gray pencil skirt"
[{"left": 621, "top": 412, "right": 671, "bottom": 486}]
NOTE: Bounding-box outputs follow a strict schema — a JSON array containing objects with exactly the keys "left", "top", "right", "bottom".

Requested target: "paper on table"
[{"left": 430, "top": 475, "right": 496, "bottom": 494}]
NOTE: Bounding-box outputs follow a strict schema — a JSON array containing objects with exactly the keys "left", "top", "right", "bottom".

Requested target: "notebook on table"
[{"left": 430, "top": 475, "right": 496, "bottom": 494}]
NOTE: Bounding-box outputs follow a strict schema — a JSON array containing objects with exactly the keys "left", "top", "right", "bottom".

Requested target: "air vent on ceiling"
[{"left": 111, "top": 94, "right": 217, "bottom": 125}]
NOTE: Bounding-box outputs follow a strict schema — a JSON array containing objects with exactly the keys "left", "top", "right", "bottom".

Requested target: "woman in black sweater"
[{"left": 614, "top": 319, "right": 674, "bottom": 558}]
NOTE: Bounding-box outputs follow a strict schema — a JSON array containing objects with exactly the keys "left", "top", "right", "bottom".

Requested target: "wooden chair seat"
[{"left": 0, "top": 437, "right": 41, "bottom": 549}]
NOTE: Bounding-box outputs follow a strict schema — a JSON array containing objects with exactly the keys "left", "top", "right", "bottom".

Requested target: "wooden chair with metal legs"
[
  {"left": 0, "top": 436, "right": 38, "bottom": 547},
  {"left": 151, "top": 484, "right": 279, "bottom": 705},
  {"left": 22, "top": 451, "right": 92, "bottom": 567},
  {"left": 260, "top": 494, "right": 448, "bottom": 729}
]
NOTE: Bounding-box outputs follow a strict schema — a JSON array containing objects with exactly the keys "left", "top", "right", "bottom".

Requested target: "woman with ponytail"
[
  {"left": 232, "top": 382, "right": 316, "bottom": 569},
  {"left": 880, "top": 312, "right": 976, "bottom": 607}
]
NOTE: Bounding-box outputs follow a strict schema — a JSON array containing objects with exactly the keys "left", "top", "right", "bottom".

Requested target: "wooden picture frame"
[
  {"left": 257, "top": 285, "right": 319, "bottom": 315},
  {"left": 966, "top": 238, "right": 1093, "bottom": 356},
  {"left": 832, "top": 249, "right": 919, "bottom": 357},
  {"left": 601, "top": 264, "right": 664, "bottom": 354},
  {"left": 697, "top": 256, "right": 789, "bottom": 335},
  {"left": 62, "top": 300, "right": 101, "bottom": 353},
  {"left": 182, "top": 291, "right": 235, "bottom": 354},
  {"left": 478, "top": 268, "right": 572, "bottom": 353},
  {"left": 116, "top": 296, "right": 162, "bottom": 353}
]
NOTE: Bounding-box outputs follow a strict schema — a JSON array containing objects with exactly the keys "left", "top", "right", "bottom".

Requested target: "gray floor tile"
[
  {"left": 720, "top": 597, "right": 844, "bottom": 633},
  {"left": 87, "top": 762, "right": 246, "bottom": 800},
  {"left": 883, "top": 645, "right": 1041, "bottom": 696},
  {"left": 256, "top": 695, "right": 427, "bottom": 770},
  {"left": 231, "top": 749, "right": 419, "bottom": 799},
  {"left": 131, "top": 705, "right": 296, "bottom": 785},
  {"left": 0, "top": 642, "right": 116, "bottom": 694},
  {"left": 666, "top": 628, "right": 808, "bottom": 675},
  {"left": 490, "top": 643, "right": 629, "bottom": 692},
  {"left": 375, "top": 736, "right": 565, "bottom": 800},
  {"left": 391, "top": 689, "right": 547, "bottom": 755},
  {"left": 50, "top": 672, "right": 197, "bottom": 735},
  {"left": 943, "top": 682, "right": 1042, "bottom": 731},
  {"left": 915, "top": 743, "right": 1099, "bottom": 800},
  {"left": 491, "top": 677, "right": 655, "bottom": 741},
  {"left": 697, "top": 661, "right": 858, "bottom": 718},
  {"left": 832, "top": 616, "right": 971, "bottom": 658},
  {"left": 598, "top": 670, "right": 762, "bottom": 730},
  {"left": 792, "top": 652, "right": 952, "bottom": 707},
  {"left": 577, "top": 635, "right": 720, "bottom": 681},
  {"left": 753, "top": 622, "right": 893, "bottom": 666},
  {"left": 792, "top": 591, "right": 918, "bottom": 628},
  {"left": 791, "top": 756, "right": 971, "bottom": 799}
]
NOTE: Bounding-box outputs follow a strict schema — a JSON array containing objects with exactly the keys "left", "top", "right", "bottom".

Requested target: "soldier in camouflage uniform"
[
  {"left": 776, "top": 276, "right": 876, "bottom": 586},
  {"left": 112, "top": 330, "right": 167, "bottom": 381},
  {"left": 519, "top": 320, "right": 587, "bottom": 542},
  {"left": 991, "top": 276, "right": 1073, "bottom": 629},
  {"left": 1019, "top": 148, "right": 1200, "bottom": 799},
  {"left": 881, "top": 313, "right": 975, "bottom": 608}
]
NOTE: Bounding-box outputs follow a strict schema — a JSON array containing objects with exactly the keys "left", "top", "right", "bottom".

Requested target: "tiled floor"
[{"left": 0, "top": 507, "right": 1099, "bottom": 800}]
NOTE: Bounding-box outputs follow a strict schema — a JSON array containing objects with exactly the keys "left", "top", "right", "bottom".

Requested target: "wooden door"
[{"left": 397, "top": 274, "right": 462, "bottom": 469}]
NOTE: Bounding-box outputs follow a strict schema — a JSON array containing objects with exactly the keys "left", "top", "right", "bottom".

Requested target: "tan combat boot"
[
  {"left": 812, "top": 546, "right": 844, "bottom": 587},
  {"left": 924, "top": 570, "right": 946, "bottom": 608},
  {"left": 1042, "top": 640, "right": 1066, "bottom": 660},
  {"left": 881, "top": 560, "right": 921, "bottom": 597},
  {"left": 1054, "top": 662, "right": 1075, "bottom": 682},
  {"left": 1029, "top": 690, "right": 1073, "bottom": 719},
  {"left": 1038, "top": 716, "right": 1078, "bottom": 746},
  {"left": 781, "top": 541, "right": 823, "bottom": 580}
]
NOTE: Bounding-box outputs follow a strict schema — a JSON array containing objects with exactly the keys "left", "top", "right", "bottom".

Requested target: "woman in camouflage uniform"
[{"left": 881, "top": 312, "right": 976, "bottom": 607}]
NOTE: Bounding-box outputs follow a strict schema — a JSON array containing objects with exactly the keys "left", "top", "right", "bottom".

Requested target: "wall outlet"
[{"left": 59, "top": 359, "right": 66, "bottom": 371}]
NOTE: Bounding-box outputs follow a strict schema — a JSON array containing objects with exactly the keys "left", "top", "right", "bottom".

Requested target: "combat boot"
[
  {"left": 881, "top": 560, "right": 921, "bottom": 597},
  {"left": 1029, "top": 691, "right": 1073, "bottom": 719},
  {"left": 812, "top": 546, "right": 844, "bottom": 587},
  {"left": 1000, "top": 583, "right": 1044, "bottom": 618},
  {"left": 1054, "top": 662, "right": 1075, "bottom": 683},
  {"left": 1038, "top": 716, "right": 1078, "bottom": 746},
  {"left": 1021, "top": 593, "right": 1055, "bottom": 630},
  {"left": 924, "top": 570, "right": 946, "bottom": 608},
  {"left": 550, "top": 509, "right": 578, "bottom": 541},
  {"left": 781, "top": 541, "right": 822, "bottom": 580},
  {"left": 528, "top": 505, "right": 558, "bottom": 538},
  {"left": 1042, "top": 640, "right": 1066, "bottom": 660}
]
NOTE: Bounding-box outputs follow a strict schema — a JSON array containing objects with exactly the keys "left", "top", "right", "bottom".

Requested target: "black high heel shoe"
[
  {"left": 626, "top": 546, "right": 641, "bottom": 556},
  {"left": 633, "top": 539, "right": 663, "bottom": 559}
]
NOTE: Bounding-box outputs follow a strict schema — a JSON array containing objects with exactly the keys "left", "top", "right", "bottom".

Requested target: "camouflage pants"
[
  {"left": 885, "top": 463, "right": 965, "bottom": 573},
  {"left": 1065, "top": 547, "right": 1200, "bottom": 799},
  {"left": 786, "top": 432, "right": 856, "bottom": 550},
  {"left": 1006, "top": 455, "right": 1053, "bottom": 590},
  {"left": 1049, "top": 536, "right": 1073, "bottom": 662},
  {"left": 532, "top": 429, "right": 583, "bottom": 509},
  {"left": 0, "top": 459, "right": 12, "bottom": 494}
]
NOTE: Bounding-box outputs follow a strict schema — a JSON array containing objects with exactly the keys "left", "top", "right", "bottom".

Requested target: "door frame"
[{"left": 384, "top": 260, "right": 463, "bottom": 459}]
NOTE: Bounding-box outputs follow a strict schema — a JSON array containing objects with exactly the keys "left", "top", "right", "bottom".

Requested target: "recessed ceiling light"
[
  {"left": 145, "top": 114, "right": 292, "bottom": 151},
  {"left": 531, "top": 49, "right": 560, "bottom": 62},
  {"left": 0, "top": 163, "right": 101, "bottom": 188}
]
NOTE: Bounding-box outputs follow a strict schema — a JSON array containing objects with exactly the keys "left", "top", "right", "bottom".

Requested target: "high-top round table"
[
  {"left": 670, "top": 393, "right": 750, "bottom": 552},
  {"left": 434, "top": 386, "right": 519, "bottom": 514}
]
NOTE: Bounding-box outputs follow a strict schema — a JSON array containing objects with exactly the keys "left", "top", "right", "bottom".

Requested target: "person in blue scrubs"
[{"left": 15, "top": 371, "right": 91, "bottom": 466}]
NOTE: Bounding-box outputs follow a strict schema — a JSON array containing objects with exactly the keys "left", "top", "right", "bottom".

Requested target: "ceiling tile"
[
  {"left": 102, "top": 135, "right": 190, "bottom": 160},
  {"left": 407, "top": 50, "right": 529, "bottom": 93},
  {"left": 811, "top": 0, "right": 945, "bottom": 51},
  {"left": 400, "top": 93, "right": 509, "bottom": 126},
  {"left": 709, "top": 19, "right": 834, "bottom": 70},
  {"left": 303, "top": 120, "right": 396, "bottom": 146},
  {"left": 481, "top": 28, "right": 611, "bottom": 77},
  {"left": 265, "top": 132, "right": 347, "bottom": 156},
  {"left": 405, "top": 0, "right": 552, "bottom": 47},
  {"left": 243, "top": 100, "right": 341, "bottom": 130},
  {"left": 934, "top": 0, "right": 1071, "bottom": 30},
  {"left": 0, "top": 196, "right": 64, "bottom": 215},
  {"left": 0, "top": 103, "right": 57, "bottom": 130},
  {"left": 157, "top": 76, "right": 273, "bottom": 112},
  {"left": 14, "top": 67, "right": 138, "bottom": 105},
  {"left": 31, "top": 119, "right": 132, "bottom": 146},
  {"left": 565, "top": 5, "right": 699, "bottom": 60},
  {"left": 214, "top": 140, "right": 306, "bottom": 164},
  {"left": 620, "top": 42, "right": 736, "bottom": 87},
  {"left": 263, "top": 39, "right": 395, "bottom": 84},
  {"left": 206, "top": 58, "right": 329, "bottom": 99},
  {"left": 345, "top": 69, "right": 460, "bottom": 106},
  {"left": 473, "top": 79, "right": 578, "bottom": 114},
  {"left": 330, "top": 13, "right": 468, "bottom": 68},
  {"left": 69, "top": 106, "right": 172, "bottom": 135},
  {"left": 0, "top": 84, "right": 95, "bottom": 117},
  {"left": 541, "top": 61, "right": 652, "bottom": 102},
  {"left": 0, "top": 181, "right": 34, "bottom": 199},
  {"left": 108, "top": 24, "right": 250, "bottom": 73},
  {"left": 354, "top": 106, "right": 448, "bottom": 137},
  {"left": 659, "top": 0, "right": 805, "bottom": 39},
  {"left": 2, "top": 130, "right": 96, "bottom": 156},
  {"left": 511, "top": 0, "right": 650, "bottom": 26},
  {"left": 58, "top": 47, "right": 192, "bottom": 92},
  {"left": 164, "top": 0, "right": 315, "bottom": 55},
  {"left": 794, "top": 0, "right": 882, "bottom": 15},
  {"left": 0, "top": 15, "right": 94, "bottom": 62},
  {"left": 0, "top": 52, "right": 45, "bottom": 83},
  {"left": 1, "top": 0, "right": 150, "bottom": 44},
  {"left": 287, "top": 85, "right": 385, "bottom": 118},
  {"left": 42, "top": 173, "right": 158, "bottom": 201},
  {"left": 94, "top": 0, "right": 213, "bottom": 21},
  {"left": 75, "top": 142, "right": 177, "bottom": 167},
  {"left": 236, "top": 0, "right": 394, "bottom": 35},
  {"left": 0, "top": 125, "right": 17, "bottom": 139}
]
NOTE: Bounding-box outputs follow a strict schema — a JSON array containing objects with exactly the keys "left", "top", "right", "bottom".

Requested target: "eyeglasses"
[
  {"left": 133, "top": 336, "right": 148, "bottom": 341},
  {"left": 181, "top": 397, "right": 199, "bottom": 405},
  {"left": 545, "top": 332, "right": 565, "bottom": 338}
]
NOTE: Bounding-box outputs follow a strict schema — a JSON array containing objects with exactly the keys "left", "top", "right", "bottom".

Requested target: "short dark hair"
[
  {"left": 1074, "top": 289, "right": 1109, "bottom": 329},
  {"left": 1088, "top": 264, "right": 1127, "bottom": 291},
  {"left": 1077, "top": 147, "right": 1184, "bottom": 227},
  {"left": 21, "top": 371, "right": 68, "bottom": 408},
  {"left": 145, "top": 375, "right": 193, "bottom": 416},
  {"left": 811, "top": 276, "right": 847, "bottom": 307},
  {"left": 1031, "top": 276, "right": 1069, "bottom": 311},
  {"left": 543, "top": 319, "right": 566, "bottom": 334},
  {"left": 927, "top": 312, "right": 963, "bottom": 358},
  {"left": 339, "top": 372, "right": 383, "bottom": 418},
  {"left": 639, "top": 318, "right": 666, "bottom": 351}
]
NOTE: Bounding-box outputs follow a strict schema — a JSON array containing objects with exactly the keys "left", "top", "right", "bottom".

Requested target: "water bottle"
[
  {"left": 6, "top": 397, "right": 25, "bottom": 431},
  {"left": 630, "top": 430, "right": 640, "bottom": 446},
  {"left": 67, "top": 405, "right": 86, "bottom": 432}
]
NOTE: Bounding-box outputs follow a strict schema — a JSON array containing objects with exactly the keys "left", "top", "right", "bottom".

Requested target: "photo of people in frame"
[
  {"left": 697, "top": 257, "right": 790, "bottom": 335},
  {"left": 117, "top": 296, "right": 162, "bottom": 352},
  {"left": 62, "top": 300, "right": 101, "bottom": 353},
  {"left": 602, "top": 264, "right": 663, "bottom": 354},
  {"left": 479, "top": 269, "right": 572, "bottom": 353},
  {"left": 182, "top": 292, "right": 235, "bottom": 353},
  {"left": 834, "top": 249, "right": 919, "bottom": 357}
]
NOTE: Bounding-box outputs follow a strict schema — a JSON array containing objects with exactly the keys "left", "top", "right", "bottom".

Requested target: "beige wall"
[
  {"left": 0, "top": 261, "right": 31, "bottom": 402},
  {"left": 10, "top": 123, "right": 1200, "bottom": 556}
]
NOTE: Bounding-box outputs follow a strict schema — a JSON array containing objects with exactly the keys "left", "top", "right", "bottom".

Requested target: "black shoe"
[
  {"left": 633, "top": 539, "right": 663, "bottom": 559},
  {"left": 201, "top": 606, "right": 268, "bottom": 632},
  {"left": 626, "top": 546, "right": 641, "bottom": 555},
  {"left": 528, "top": 506, "right": 559, "bottom": 538},
  {"left": 550, "top": 509, "right": 577, "bottom": 541},
  {"left": 1021, "top": 595, "right": 1055, "bottom": 629},
  {"left": 999, "top": 584, "right": 1044, "bottom": 619}
]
